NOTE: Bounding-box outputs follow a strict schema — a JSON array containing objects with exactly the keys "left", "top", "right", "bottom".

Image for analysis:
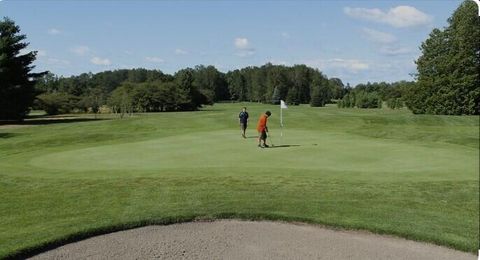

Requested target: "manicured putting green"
[{"left": 30, "top": 130, "right": 474, "bottom": 177}]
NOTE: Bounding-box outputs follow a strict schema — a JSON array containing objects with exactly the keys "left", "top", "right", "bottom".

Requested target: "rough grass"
[{"left": 0, "top": 103, "right": 478, "bottom": 258}]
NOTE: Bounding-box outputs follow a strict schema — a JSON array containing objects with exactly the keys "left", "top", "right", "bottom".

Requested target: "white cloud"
[
  {"left": 360, "top": 28, "right": 413, "bottom": 56},
  {"left": 362, "top": 28, "right": 396, "bottom": 44},
  {"left": 48, "top": 28, "right": 61, "bottom": 35},
  {"left": 91, "top": 57, "right": 111, "bottom": 66},
  {"left": 235, "top": 50, "right": 255, "bottom": 57},
  {"left": 330, "top": 58, "right": 369, "bottom": 72},
  {"left": 234, "top": 37, "right": 255, "bottom": 57},
  {"left": 306, "top": 58, "right": 370, "bottom": 73},
  {"left": 145, "top": 56, "right": 164, "bottom": 63},
  {"left": 234, "top": 37, "right": 251, "bottom": 49},
  {"left": 46, "top": 58, "right": 70, "bottom": 66},
  {"left": 71, "top": 46, "right": 90, "bottom": 56},
  {"left": 175, "top": 48, "right": 188, "bottom": 55},
  {"left": 371, "top": 59, "right": 417, "bottom": 78},
  {"left": 344, "top": 6, "right": 432, "bottom": 28},
  {"left": 380, "top": 46, "right": 412, "bottom": 56},
  {"left": 281, "top": 32, "right": 290, "bottom": 39}
]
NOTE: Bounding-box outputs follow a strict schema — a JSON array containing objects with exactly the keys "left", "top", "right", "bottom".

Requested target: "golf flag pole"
[{"left": 280, "top": 100, "right": 288, "bottom": 141}]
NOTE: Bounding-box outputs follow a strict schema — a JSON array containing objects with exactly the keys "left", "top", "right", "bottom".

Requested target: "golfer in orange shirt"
[{"left": 256, "top": 111, "right": 271, "bottom": 148}]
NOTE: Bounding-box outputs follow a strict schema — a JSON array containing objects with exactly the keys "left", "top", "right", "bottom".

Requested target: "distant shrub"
[
  {"left": 338, "top": 91, "right": 381, "bottom": 109},
  {"left": 387, "top": 98, "right": 404, "bottom": 109},
  {"left": 36, "top": 93, "right": 79, "bottom": 115},
  {"left": 355, "top": 91, "right": 382, "bottom": 108}
]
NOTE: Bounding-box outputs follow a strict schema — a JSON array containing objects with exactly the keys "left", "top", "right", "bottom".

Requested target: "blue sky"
[{"left": 0, "top": 0, "right": 465, "bottom": 85}]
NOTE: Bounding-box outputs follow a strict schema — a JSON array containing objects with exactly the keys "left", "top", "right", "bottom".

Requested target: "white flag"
[{"left": 280, "top": 100, "right": 288, "bottom": 109}]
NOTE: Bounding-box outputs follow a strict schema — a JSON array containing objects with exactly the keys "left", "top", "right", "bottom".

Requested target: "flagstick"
[
  {"left": 280, "top": 100, "right": 288, "bottom": 145},
  {"left": 280, "top": 103, "right": 283, "bottom": 145}
]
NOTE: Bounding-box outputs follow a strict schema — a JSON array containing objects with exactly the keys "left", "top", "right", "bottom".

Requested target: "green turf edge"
[{"left": 3, "top": 213, "right": 477, "bottom": 259}]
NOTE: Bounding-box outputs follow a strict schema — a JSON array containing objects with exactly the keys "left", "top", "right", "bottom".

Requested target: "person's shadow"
[
  {"left": 0, "top": 133, "right": 15, "bottom": 138},
  {"left": 268, "top": 144, "right": 300, "bottom": 148}
]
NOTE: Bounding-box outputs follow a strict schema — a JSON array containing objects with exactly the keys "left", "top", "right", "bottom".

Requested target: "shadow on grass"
[
  {"left": 0, "top": 117, "right": 107, "bottom": 126},
  {"left": 268, "top": 144, "right": 301, "bottom": 148},
  {"left": 0, "top": 133, "right": 16, "bottom": 138}
]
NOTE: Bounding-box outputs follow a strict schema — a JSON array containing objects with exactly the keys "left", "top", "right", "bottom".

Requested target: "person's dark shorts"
[
  {"left": 259, "top": 130, "right": 267, "bottom": 140},
  {"left": 240, "top": 122, "right": 247, "bottom": 130}
]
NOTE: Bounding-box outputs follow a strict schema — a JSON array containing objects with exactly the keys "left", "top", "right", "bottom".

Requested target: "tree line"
[
  {"left": 33, "top": 64, "right": 350, "bottom": 116},
  {"left": 1, "top": 0, "right": 478, "bottom": 120},
  {"left": 35, "top": 65, "right": 417, "bottom": 115},
  {"left": 338, "top": 81, "right": 415, "bottom": 109},
  {"left": 35, "top": 67, "right": 217, "bottom": 116}
]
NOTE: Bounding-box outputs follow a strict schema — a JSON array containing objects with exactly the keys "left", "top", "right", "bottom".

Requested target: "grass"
[{"left": 0, "top": 103, "right": 478, "bottom": 258}]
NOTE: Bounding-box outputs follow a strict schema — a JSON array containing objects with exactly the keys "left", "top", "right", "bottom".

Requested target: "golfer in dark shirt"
[{"left": 239, "top": 107, "right": 249, "bottom": 138}]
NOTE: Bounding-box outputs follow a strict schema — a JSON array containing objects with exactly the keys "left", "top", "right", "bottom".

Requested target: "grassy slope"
[{"left": 0, "top": 103, "right": 478, "bottom": 258}]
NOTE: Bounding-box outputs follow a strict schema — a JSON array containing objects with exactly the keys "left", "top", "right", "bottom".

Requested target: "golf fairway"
[{"left": 0, "top": 103, "right": 478, "bottom": 258}]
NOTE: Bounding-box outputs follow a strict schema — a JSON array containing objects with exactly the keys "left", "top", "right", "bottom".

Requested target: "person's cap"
[{"left": 265, "top": 111, "right": 272, "bottom": 116}]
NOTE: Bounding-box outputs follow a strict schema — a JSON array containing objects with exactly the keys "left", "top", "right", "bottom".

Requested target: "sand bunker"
[{"left": 30, "top": 220, "right": 475, "bottom": 260}]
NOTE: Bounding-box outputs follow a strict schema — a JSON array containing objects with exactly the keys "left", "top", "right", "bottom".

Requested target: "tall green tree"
[
  {"left": 310, "top": 71, "right": 332, "bottom": 107},
  {"left": 175, "top": 68, "right": 195, "bottom": 109},
  {"left": 192, "top": 65, "right": 226, "bottom": 102},
  {"left": 107, "top": 83, "right": 135, "bottom": 118},
  {"left": 267, "top": 65, "right": 289, "bottom": 104},
  {"left": 0, "top": 17, "right": 46, "bottom": 120},
  {"left": 35, "top": 72, "right": 59, "bottom": 93},
  {"left": 329, "top": 78, "right": 345, "bottom": 99},
  {"left": 409, "top": 0, "right": 480, "bottom": 115},
  {"left": 227, "top": 70, "right": 247, "bottom": 101},
  {"left": 78, "top": 86, "right": 104, "bottom": 116},
  {"left": 175, "top": 68, "right": 211, "bottom": 110},
  {"left": 252, "top": 68, "right": 267, "bottom": 102},
  {"left": 289, "top": 65, "right": 311, "bottom": 104}
]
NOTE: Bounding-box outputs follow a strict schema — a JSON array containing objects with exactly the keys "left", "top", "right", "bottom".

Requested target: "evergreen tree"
[
  {"left": 410, "top": 1, "right": 479, "bottom": 115},
  {"left": 0, "top": 17, "right": 47, "bottom": 120}
]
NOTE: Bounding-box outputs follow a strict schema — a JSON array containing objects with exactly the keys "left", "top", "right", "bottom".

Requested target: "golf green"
[
  {"left": 0, "top": 103, "right": 478, "bottom": 258},
  {"left": 29, "top": 130, "right": 474, "bottom": 178}
]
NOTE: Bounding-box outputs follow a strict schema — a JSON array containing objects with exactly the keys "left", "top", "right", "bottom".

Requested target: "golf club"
[{"left": 268, "top": 132, "right": 275, "bottom": 147}]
